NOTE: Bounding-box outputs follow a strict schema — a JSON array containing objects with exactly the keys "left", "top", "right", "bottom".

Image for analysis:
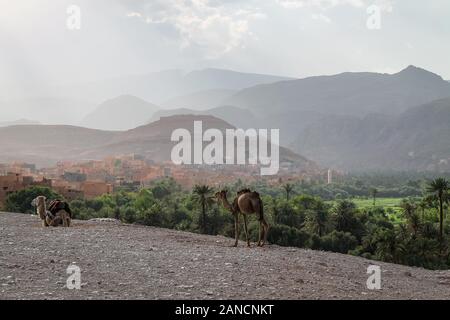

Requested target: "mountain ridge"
[{"left": 292, "top": 97, "right": 450, "bottom": 171}]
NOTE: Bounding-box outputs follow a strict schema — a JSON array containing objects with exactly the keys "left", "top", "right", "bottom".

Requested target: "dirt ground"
[{"left": 1, "top": 212, "right": 450, "bottom": 300}]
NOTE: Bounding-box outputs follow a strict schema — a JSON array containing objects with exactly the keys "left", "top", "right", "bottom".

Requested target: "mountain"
[
  {"left": 0, "top": 115, "right": 315, "bottom": 171},
  {"left": 292, "top": 97, "right": 450, "bottom": 171},
  {"left": 162, "top": 89, "right": 237, "bottom": 110},
  {"left": 0, "top": 98, "right": 95, "bottom": 125},
  {"left": 0, "top": 119, "right": 40, "bottom": 127},
  {"left": 86, "top": 115, "right": 315, "bottom": 168},
  {"left": 0, "top": 125, "right": 118, "bottom": 167},
  {"left": 226, "top": 66, "right": 450, "bottom": 117},
  {"left": 149, "top": 105, "right": 256, "bottom": 129},
  {"left": 81, "top": 95, "right": 160, "bottom": 131},
  {"left": 54, "top": 68, "right": 294, "bottom": 104}
]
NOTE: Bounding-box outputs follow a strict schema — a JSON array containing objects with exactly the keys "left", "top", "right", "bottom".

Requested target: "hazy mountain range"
[
  {"left": 1, "top": 65, "right": 450, "bottom": 172},
  {"left": 225, "top": 66, "right": 450, "bottom": 116},
  {"left": 51, "top": 68, "right": 293, "bottom": 106},
  {"left": 81, "top": 95, "right": 160, "bottom": 131}
]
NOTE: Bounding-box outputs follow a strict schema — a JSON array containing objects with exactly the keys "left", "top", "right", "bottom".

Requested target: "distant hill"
[
  {"left": 292, "top": 97, "right": 450, "bottom": 171},
  {"left": 226, "top": 66, "right": 450, "bottom": 117},
  {"left": 0, "top": 125, "right": 118, "bottom": 167},
  {"left": 0, "top": 98, "right": 95, "bottom": 125},
  {"left": 149, "top": 105, "right": 256, "bottom": 129},
  {"left": 87, "top": 115, "right": 315, "bottom": 168},
  {"left": 0, "top": 119, "right": 40, "bottom": 127},
  {"left": 81, "top": 95, "right": 160, "bottom": 131},
  {"left": 0, "top": 115, "right": 316, "bottom": 170},
  {"left": 162, "top": 89, "right": 237, "bottom": 110},
  {"left": 55, "top": 68, "right": 294, "bottom": 104}
]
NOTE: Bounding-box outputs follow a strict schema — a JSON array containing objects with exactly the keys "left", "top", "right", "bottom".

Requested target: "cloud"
[
  {"left": 276, "top": 0, "right": 394, "bottom": 11},
  {"left": 311, "top": 13, "right": 332, "bottom": 23},
  {"left": 125, "top": 0, "right": 265, "bottom": 59},
  {"left": 276, "top": 0, "right": 365, "bottom": 9}
]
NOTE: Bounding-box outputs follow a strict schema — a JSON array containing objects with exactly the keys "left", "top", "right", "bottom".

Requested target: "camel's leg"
[
  {"left": 234, "top": 213, "right": 240, "bottom": 247},
  {"left": 42, "top": 219, "right": 49, "bottom": 227},
  {"left": 62, "top": 211, "right": 71, "bottom": 227},
  {"left": 261, "top": 219, "right": 270, "bottom": 247},
  {"left": 257, "top": 221, "right": 263, "bottom": 247},
  {"left": 61, "top": 212, "right": 69, "bottom": 227},
  {"left": 243, "top": 214, "right": 250, "bottom": 247}
]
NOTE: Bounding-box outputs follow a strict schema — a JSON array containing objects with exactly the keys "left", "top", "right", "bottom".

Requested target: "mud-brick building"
[{"left": 0, "top": 173, "right": 24, "bottom": 206}]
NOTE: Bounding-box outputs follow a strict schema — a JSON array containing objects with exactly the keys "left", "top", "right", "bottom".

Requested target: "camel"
[
  {"left": 32, "top": 196, "right": 71, "bottom": 227},
  {"left": 215, "top": 189, "right": 269, "bottom": 247}
]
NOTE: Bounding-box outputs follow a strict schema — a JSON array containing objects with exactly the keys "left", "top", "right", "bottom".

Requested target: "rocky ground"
[{"left": 1, "top": 212, "right": 450, "bottom": 300}]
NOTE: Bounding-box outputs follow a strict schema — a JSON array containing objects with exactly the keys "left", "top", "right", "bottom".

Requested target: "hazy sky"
[{"left": 1, "top": 0, "right": 449, "bottom": 92}]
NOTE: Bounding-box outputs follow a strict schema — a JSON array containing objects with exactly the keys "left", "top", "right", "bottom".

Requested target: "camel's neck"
[
  {"left": 36, "top": 202, "right": 47, "bottom": 220},
  {"left": 220, "top": 196, "right": 234, "bottom": 213}
]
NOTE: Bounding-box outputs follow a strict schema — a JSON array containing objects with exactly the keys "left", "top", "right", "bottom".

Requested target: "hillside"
[
  {"left": 0, "top": 125, "right": 119, "bottom": 167},
  {"left": 81, "top": 95, "right": 160, "bottom": 131},
  {"left": 0, "top": 119, "right": 40, "bottom": 127},
  {"left": 0, "top": 115, "right": 315, "bottom": 169},
  {"left": 89, "top": 115, "right": 314, "bottom": 167},
  {"left": 149, "top": 105, "right": 256, "bottom": 129},
  {"left": 1, "top": 212, "right": 450, "bottom": 300},
  {"left": 225, "top": 66, "right": 450, "bottom": 116},
  {"left": 162, "top": 89, "right": 237, "bottom": 110},
  {"left": 292, "top": 98, "right": 450, "bottom": 171}
]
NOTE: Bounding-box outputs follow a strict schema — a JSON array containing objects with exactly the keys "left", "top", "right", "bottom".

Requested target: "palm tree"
[
  {"left": 283, "top": 183, "right": 294, "bottom": 201},
  {"left": 305, "top": 209, "right": 329, "bottom": 237},
  {"left": 418, "top": 198, "right": 428, "bottom": 220},
  {"left": 192, "top": 185, "right": 215, "bottom": 233},
  {"left": 370, "top": 188, "right": 378, "bottom": 206},
  {"left": 333, "top": 200, "right": 357, "bottom": 233},
  {"left": 427, "top": 178, "right": 449, "bottom": 239},
  {"left": 401, "top": 200, "right": 420, "bottom": 237}
]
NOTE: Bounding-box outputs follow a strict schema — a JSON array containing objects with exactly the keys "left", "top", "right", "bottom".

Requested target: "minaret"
[{"left": 327, "top": 169, "right": 333, "bottom": 184}]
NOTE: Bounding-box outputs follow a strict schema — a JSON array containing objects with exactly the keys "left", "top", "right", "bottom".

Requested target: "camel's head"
[
  {"left": 32, "top": 196, "right": 47, "bottom": 219},
  {"left": 215, "top": 190, "right": 228, "bottom": 201}
]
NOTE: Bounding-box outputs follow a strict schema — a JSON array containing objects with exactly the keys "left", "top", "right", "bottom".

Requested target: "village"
[{"left": 0, "top": 154, "right": 324, "bottom": 208}]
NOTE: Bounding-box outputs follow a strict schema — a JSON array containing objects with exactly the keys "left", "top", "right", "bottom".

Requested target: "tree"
[
  {"left": 370, "top": 188, "right": 378, "bottom": 206},
  {"left": 333, "top": 200, "right": 365, "bottom": 240},
  {"left": 418, "top": 198, "right": 429, "bottom": 220},
  {"left": 192, "top": 185, "right": 215, "bottom": 233},
  {"left": 401, "top": 200, "right": 420, "bottom": 237},
  {"left": 305, "top": 209, "right": 329, "bottom": 237},
  {"left": 427, "top": 178, "right": 449, "bottom": 239},
  {"left": 5, "top": 186, "right": 61, "bottom": 214},
  {"left": 374, "top": 229, "right": 406, "bottom": 264},
  {"left": 282, "top": 183, "right": 294, "bottom": 201}
]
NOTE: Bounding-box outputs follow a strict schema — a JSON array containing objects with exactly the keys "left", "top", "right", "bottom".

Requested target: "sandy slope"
[{"left": 1, "top": 212, "right": 450, "bottom": 300}]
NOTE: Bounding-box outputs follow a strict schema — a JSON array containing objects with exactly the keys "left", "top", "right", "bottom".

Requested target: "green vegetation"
[
  {"left": 4, "top": 186, "right": 62, "bottom": 214},
  {"left": 4, "top": 175, "right": 450, "bottom": 270}
]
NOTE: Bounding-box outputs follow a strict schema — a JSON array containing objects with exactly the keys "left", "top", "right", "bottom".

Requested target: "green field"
[
  {"left": 352, "top": 198, "right": 403, "bottom": 211},
  {"left": 328, "top": 197, "right": 406, "bottom": 223}
]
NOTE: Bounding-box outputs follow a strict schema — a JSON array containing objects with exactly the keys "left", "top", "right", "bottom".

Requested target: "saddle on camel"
[{"left": 32, "top": 196, "right": 72, "bottom": 227}]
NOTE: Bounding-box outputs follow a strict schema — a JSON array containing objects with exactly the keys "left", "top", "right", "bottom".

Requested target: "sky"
[{"left": 0, "top": 0, "right": 449, "bottom": 96}]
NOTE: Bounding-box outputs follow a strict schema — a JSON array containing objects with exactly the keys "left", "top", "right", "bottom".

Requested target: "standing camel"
[{"left": 215, "top": 189, "right": 269, "bottom": 247}]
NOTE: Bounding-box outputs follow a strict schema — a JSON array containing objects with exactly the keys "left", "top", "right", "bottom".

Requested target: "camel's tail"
[{"left": 258, "top": 198, "right": 264, "bottom": 221}]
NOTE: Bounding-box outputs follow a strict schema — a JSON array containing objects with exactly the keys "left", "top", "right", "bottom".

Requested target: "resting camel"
[
  {"left": 215, "top": 189, "right": 269, "bottom": 247},
  {"left": 32, "top": 196, "right": 71, "bottom": 227}
]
